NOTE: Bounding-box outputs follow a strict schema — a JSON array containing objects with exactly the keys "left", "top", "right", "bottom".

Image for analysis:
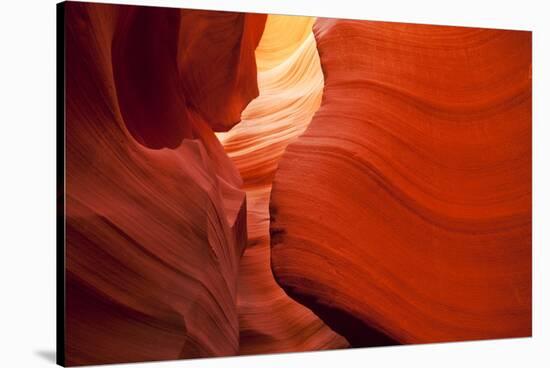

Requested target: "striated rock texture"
[
  {"left": 64, "top": 2, "right": 264, "bottom": 365},
  {"left": 254, "top": 15, "right": 316, "bottom": 72},
  {"left": 270, "top": 20, "right": 532, "bottom": 346},
  {"left": 217, "top": 15, "right": 349, "bottom": 354},
  {"left": 63, "top": 1, "right": 532, "bottom": 364}
]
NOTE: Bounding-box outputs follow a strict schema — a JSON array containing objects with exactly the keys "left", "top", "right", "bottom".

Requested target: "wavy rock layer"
[
  {"left": 217, "top": 15, "right": 349, "bottom": 354},
  {"left": 270, "top": 20, "right": 532, "bottom": 345},
  {"left": 254, "top": 15, "right": 316, "bottom": 72},
  {"left": 64, "top": 3, "right": 264, "bottom": 365}
]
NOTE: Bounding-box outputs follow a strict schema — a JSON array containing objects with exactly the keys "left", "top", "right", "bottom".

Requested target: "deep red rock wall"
[
  {"left": 270, "top": 20, "right": 532, "bottom": 345},
  {"left": 64, "top": 3, "right": 264, "bottom": 365}
]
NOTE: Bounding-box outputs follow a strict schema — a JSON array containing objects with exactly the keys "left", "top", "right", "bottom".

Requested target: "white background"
[{"left": 1, "top": 0, "right": 548, "bottom": 367}]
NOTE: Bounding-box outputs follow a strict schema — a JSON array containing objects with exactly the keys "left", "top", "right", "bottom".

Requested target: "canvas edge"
[{"left": 56, "top": 1, "right": 66, "bottom": 367}]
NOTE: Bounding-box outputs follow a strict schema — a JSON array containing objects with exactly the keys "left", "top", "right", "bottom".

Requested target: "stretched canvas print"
[{"left": 56, "top": 1, "right": 532, "bottom": 366}]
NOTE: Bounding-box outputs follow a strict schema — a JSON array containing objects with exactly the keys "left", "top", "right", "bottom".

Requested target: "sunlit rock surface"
[{"left": 217, "top": 15, "right": 349, "bottom": 354}]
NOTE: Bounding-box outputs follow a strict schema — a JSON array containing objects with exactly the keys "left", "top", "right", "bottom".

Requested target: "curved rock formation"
[
  {"left": 64, "top": 3, "right": 264, "bottom": 365},
  {"left": 270, "top": 20, "right": 532, "bottom": 346},
  {"left": 217, "top": 15, "right": 348, "bottom": 354},
  {"left": 112, "top": 7, "right": 265, "bottom": 148},
  {"left": 178, "top": 10, "right": 266, "bottom": 132},
  {"left": 63, "top": 2, "right": 532, "bottom": 363}
]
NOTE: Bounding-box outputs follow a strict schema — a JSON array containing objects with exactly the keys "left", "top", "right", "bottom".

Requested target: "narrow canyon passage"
[
  {"left": 217, "top": 15, "right": 349, "bottom": 354},
  {"left": 62, "top": 4, "right": 532, "bottom": 364}
]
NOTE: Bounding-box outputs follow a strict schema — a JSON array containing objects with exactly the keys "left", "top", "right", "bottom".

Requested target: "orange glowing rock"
[{"left": 270, "top": 19, "right": 532, "bottom": 346}]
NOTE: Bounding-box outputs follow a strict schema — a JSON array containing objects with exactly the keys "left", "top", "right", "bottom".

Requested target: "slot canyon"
[{"left": 62, "top": 2, "right": 531, "bottom": 365}]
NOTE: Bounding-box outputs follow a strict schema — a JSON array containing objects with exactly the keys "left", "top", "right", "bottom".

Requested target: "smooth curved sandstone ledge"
[
  {"left": 64, "top": 3, "right": 262, "bottom": 365},
  {"left": 270, "top": 19, "right": 532, "bottom": 346}
]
